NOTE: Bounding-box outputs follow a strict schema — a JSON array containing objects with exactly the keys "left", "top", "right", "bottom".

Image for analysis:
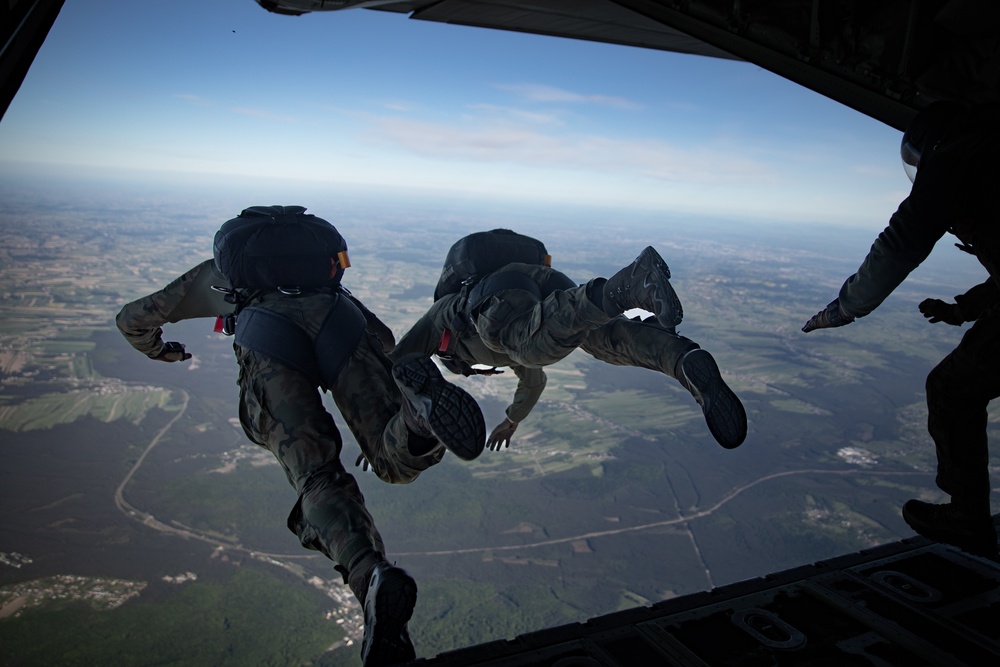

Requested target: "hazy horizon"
[{"left": 0, "top": 0, "right": 910, "bottom": 230}]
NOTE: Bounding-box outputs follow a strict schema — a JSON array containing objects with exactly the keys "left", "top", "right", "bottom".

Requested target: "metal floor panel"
[{"left": 414, "top": 521, "right": 1000, "bottom": 666}]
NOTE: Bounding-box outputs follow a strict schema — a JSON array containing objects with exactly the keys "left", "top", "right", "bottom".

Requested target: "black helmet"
[{"left": 900, "top": 101, "right": 965, "bottom": 183}]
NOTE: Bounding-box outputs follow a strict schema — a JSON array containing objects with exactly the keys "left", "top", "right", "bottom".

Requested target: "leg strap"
[
  {"left": 235, "top": 292, "right": 368, "bottom": 389},
  {"left": 235, "top": 306, "right": 319, "bottom": 385}
]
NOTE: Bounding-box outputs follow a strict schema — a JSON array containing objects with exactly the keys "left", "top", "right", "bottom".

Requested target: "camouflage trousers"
[
  {"left": 474, "top": 266, "right": 610, "bottom": 367},
  {"left": 581, "top": 315, "right": 699, "bottom": 380},
  {"left": 475, "top": 263, "right": 698, "bottom": 374},
  {"left": 234, "top": 295, "right": 445, "bottom": 590},
  {"left": 925, "top": 305, "right": 1000, "bottom": 513}
]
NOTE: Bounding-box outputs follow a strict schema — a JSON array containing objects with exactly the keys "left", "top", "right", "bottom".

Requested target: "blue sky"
[{"left": 0, "top": 0, "right": 909, "bottom": 228}]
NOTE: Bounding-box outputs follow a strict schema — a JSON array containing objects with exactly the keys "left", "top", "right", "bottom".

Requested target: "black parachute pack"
[
  {"left": 433, "top": 228, "right": 551, "bottom": 301},
  {"left": 213, "top": 205, "right": 350, "bottom": 292},
  {"left": 212, "top": 206, "right": 365, "bottom": 390}
]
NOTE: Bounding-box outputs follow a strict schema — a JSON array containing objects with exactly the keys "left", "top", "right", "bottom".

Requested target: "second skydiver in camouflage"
[{"left": 391, "top": 244, "right": 748, "bottom": 451}]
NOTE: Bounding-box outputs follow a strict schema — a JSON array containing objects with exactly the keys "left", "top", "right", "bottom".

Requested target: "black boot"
[
  {"left": 902, "top": 499, "right": 997, "bottom": 557},
  {"left": 392, "top": 353, "right": 486, "bottom": 461},
  {"left": 677, "top": 349, "right": 747, "bottom": 449},
  {"left": 360, "top": 563, "right": 417, "bottom": 667},
  {"left": 603, "top": 246, "right": 683, "bottom": 329}
]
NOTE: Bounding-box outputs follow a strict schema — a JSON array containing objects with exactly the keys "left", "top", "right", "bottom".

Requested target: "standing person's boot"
[
  {"left": 603, "top": 246, "right": 683, "bottom": 329},
  {"left": 392, "top": 353, "right": 486, "bottom": 461},
  {"left": 675, "top": 348, "right": 747, "bottom": 449},
  {"left": 360, "top": 563, "right": 418, "bottom": 667},
  {"left": 902, "top": 498, "right": 997, "bottom": 557}
]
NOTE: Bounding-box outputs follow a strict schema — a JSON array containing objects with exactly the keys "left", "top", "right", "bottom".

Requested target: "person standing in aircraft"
[
  {"left": 116, "top": 206, "right": 486, "bottom": 667},
  {"left": 390, "top": 238, "right": 748, "bottom": 451},
  {"left": 802, "top": 102, "right": 1000, "bottom": 558}
]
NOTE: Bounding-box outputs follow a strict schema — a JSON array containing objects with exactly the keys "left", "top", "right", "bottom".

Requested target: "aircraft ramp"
[{"left": 411, "top": 520, "right": 1000, "bottom": 666}]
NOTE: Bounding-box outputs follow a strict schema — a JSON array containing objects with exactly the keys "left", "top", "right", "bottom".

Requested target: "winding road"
[
  {"left": 113, "top": 395, "right": 926, "bottom": 563},
  {"left": 394, "top": 467, "right": 926, "bottom": 558},
  {"left": 113, "top": 389, "right": 321, "bottom": 561}
]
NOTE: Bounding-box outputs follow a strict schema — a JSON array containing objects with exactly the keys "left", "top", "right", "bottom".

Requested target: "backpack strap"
[{"left": 438, "top": 354, "right": 480, "bottom": 377}]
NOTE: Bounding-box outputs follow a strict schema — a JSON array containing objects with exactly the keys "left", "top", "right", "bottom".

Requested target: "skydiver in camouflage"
[
  {"left": 391, "top": 242, "right": 748, "bottom": 451},
  {"left": 116, "top": 206, "right": 486, "bottom": 667}
]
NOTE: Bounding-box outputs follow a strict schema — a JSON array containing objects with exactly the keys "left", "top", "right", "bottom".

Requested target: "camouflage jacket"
[
  {"left": 116, "top": 259, "right": 231, "bottom": 357},
  {"left": 391, "top": 292, "right": 546, "bottom": 424}
]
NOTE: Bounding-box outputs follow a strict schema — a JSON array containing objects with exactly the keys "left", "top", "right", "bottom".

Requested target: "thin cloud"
[
  {"left": 367, "top": 116, "right": 775, "bottom": 186},
  {"left": 495, "top": 83, "right": 643, "bottom": 110},
  {"left": 467, "top": 103, "right": 563, "bottom": 126},
  {"left": 382, "top": 100, "right": 417, "bottom": 112},
  {"left": 174, "top": 93, "right": 212, "bottom": 106},
  {"left": 230, "top": 107, "right": 299, "bottom": 124}
]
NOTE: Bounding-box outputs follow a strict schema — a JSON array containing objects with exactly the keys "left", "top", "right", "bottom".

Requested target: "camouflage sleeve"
[
  {"left": 390, "top": 297, "right": 458, "bottom": 361},
  {"left": 506, "top": 365, "right": 547, "bottom": 424},
  {"left": 115, "top": 259, "right": 231, "bottom": 358}
]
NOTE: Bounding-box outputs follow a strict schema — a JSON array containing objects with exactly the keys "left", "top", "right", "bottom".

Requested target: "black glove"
[
  {"left": 488, "top": 418, "right": 517, "bottom": 451},
  {"left": 802, "top": 299, "right": 855, "bottom": 333},
  {"left": 918, "top": 298, "right": 964, "bottom": 325},
  {"left": 150, "top": 341, "right": 192, "bottom": 362}
]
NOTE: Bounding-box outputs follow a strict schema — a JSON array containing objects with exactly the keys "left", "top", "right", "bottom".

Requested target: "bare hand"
[{"left": 488, "top": 419, "right": 517, "bottom": 451}]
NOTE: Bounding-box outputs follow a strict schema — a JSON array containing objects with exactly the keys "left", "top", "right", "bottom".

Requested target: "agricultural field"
[{"left": 1, "top": 177, "right": 996, "bottom": 664}]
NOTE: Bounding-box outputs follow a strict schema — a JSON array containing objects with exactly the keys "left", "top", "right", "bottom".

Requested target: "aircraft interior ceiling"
[
  {"left": 255, "top": 0, "right": 1000, "bottom": 131},
  {"left": 4, "top": 2, "right": 998, "bottom": 127}
]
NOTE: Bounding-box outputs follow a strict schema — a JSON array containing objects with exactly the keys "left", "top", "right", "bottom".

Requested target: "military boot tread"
[
  {"left": 393, "top": 353, "right": 486, "bottom": 461},
  {"left": 680, "top": 349, "right": 747, "bottom": 449}
]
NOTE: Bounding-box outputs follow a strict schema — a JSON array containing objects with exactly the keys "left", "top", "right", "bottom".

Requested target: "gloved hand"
[
  {"left": 918, "top": 298, "right": 964, "bottom": 325},
  {"left": 488, "top": 418, "right": 517, "bottom": 451},
  {"left": 802, "top": 299, "right": 855, "bottom": 333},
  {"left": 150, "top": 341, "right": 192, "bottom": 362}
]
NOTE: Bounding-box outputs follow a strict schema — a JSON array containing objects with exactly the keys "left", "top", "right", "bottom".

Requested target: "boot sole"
[
  {"left": 393, "top": 354, "right": 486, "bottom": 461},
  {"left": 361, "top": 565, "right": 417, "bottom": 667},
  {"left": 682, "top": 350, "right": 747, "bottom": 449}
]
